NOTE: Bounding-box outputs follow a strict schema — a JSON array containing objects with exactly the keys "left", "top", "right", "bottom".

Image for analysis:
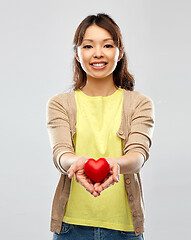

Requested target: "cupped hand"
[
  {"left": 67, "top": 156, "right": 100, "bottom": 197},
  {"left": 94, "top": 158, "right": 120, "bottom": 194}
]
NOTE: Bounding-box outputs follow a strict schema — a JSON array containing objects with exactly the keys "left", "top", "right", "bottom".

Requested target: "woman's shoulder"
[
  {"left": 123, "top": 89, "right": 153, "bottom": 104},
  {"left": 123, "top": 89, "right": 154, "bottom": 112},
  {"left": 46, "top": 89, "right": 75, "bottom": 107}
]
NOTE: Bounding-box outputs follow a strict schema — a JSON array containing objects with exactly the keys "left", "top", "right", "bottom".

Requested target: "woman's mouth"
[{"left": 90, "top": 63, "right": 108, "bottom": 70}]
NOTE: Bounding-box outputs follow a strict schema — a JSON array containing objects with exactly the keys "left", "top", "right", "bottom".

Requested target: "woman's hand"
[
  {"left": 67, "top": 156, "right": 100, "bottom": 197},
  {"left": 94, "top": 158, "right": 120, "bottom": 194}
]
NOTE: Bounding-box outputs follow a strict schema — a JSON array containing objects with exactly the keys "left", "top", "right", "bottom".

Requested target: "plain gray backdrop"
[{"left": 1, "top": 0, "right": 190, "bottom": 239}]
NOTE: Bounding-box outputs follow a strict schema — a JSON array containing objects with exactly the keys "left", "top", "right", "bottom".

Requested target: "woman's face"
[{"left": 76, "top": 24, "right": 121, "bottom": 80}]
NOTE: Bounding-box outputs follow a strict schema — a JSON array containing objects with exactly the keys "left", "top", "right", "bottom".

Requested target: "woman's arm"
[
  {"left": 59, "top": 152, "right": 81, "bottom": 173},
  {"left": 113, "top": 151, "right": 145, "bottom": 174},
  {"left": 95, "top": 94, "right": 155, "bottom": 194}
]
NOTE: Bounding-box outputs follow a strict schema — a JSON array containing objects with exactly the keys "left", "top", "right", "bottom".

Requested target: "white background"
[{"left": 0, "top": 0, "right": 190, "bottom": 239}]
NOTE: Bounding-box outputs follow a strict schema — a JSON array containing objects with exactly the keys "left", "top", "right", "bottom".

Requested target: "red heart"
[{"left": 84, "top": 158, "right": 110, "bottom": 183}]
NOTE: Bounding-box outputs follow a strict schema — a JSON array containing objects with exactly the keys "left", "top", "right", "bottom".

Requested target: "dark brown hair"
[{"left": 72, "top": 13, "right": 135, "bottom": 91}]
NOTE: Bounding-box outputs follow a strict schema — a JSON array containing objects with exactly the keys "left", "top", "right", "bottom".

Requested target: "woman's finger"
[
  {"left": 113, "top": 163, "right": 120, "bottom": 183},
  {"left": 95, "top": 175, "right": 113, "bottom": 193},
  {"left": 94, "top": 182, "right": 101, "bottom": 188},
  {"left": 67, "top": 164, "right": 77, "bottom": 179},
  {"left": 67, "top": 160, "right": 83, "bottom": 179},
  {"left": 76, "top": 176, "right": 95, "bottom": 193},
  {"left": 92, "top": 190, "right": 100, "bottom": 197},
  {"left": 67, "top": 168, "right": 74, "bottom": 179},
  {"left": 95, "top": 164, "right": 120, "bottom": 193}
]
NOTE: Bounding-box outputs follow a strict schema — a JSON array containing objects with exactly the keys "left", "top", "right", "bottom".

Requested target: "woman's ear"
[
  {"left": 75, "top": 53, "right": 80, "bottom": 63},
  {"left": 118, "top": 53, "right": 123, "bottom": 62}
]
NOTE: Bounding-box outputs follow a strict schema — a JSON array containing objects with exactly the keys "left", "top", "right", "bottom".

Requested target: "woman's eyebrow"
[{"left": 83, "top": 38, "right": 113, "bottom": 42}]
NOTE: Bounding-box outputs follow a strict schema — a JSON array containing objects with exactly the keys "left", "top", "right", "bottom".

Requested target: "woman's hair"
[{"left": 72, "top": 13, "right": 135, "bottom": 91}]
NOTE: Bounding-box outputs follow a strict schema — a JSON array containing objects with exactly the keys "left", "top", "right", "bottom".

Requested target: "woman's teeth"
[{"left": 92, "top": 63, "right": 106, "bottom": 67}]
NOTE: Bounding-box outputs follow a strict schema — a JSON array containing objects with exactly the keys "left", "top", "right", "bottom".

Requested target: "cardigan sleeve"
[
  {"left": 46, "top": 94, "right": 75, "bottom": 174},
  {"left": 124, "top": 94, "right": 155, "bottom": 166}
]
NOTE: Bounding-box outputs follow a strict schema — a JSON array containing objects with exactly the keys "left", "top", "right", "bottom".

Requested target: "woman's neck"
[
  {"left": 81, "top": 84, "right": 118, "bottom": 97},
  {"left": 81, "top": 76, "right": 118, "bottom": 97}
]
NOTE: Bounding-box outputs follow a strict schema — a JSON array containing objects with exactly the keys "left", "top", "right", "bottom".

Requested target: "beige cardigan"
[{"left": 46, "top": 89, "right": 155, "bottom": 236}]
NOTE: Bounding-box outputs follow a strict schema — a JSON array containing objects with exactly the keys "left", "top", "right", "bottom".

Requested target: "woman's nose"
[{"left": 93, "top": 46, "right": 103, "bottom": 58}]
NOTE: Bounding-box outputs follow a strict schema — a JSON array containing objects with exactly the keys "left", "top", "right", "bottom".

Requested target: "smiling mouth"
[
  {"left": 90, "top": 63, "right": 107, "bottom": 67},
  {"left": 90, "top": 63, "right": 108, "bottom": 70}
]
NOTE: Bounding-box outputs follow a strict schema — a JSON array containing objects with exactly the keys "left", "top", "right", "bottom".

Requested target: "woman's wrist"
[
  {"left": 112, "top": 152, "right": 144, "bottom": 174},
  {"left": 59, "top": 153, "right": 81, "bottom": 173}
]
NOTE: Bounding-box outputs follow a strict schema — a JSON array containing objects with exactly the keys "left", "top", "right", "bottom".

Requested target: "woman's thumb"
[{"left": 67, "top": 164, "right": 76, "bottom": 179}]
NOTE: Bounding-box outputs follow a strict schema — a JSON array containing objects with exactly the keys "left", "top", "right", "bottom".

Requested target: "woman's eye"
[
  {"left": 83, "top": 44, "right": 113, "bottom": 49},
  {"left": 83, "top": 45, "right": 92, "bottom": 48},
  {"left": 105, "top": 44, "right": 113, "bottom": 48}
]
